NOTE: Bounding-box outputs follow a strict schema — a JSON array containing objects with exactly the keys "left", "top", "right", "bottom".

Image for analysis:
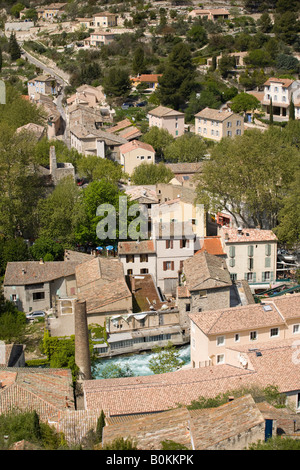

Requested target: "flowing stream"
[{"left": 92, "top": 344, "right": 191, "bottom": 379}]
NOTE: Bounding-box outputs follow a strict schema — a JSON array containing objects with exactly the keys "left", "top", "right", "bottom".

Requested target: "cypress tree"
[
  {"left": 289, "top": 93, "right": 295, "bottom": 120},
  {"left": 96, "top": 410, "right": 105, "bottom": 442},
  {"left": 269, "top": 97, "right": 273, "bottom": 124},
  {"left": 0, "top": 47, "right": 2, "bottom": 72},
  {"left": 8, "top": 33, "right": 21, "bottom": 62}
]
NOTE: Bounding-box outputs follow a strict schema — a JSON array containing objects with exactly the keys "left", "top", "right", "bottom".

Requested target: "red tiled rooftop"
[
  {"left": 220, "top": 227, "right": 277, "bottom": 243},
  {"left": 196, "top": 236, "right": 226, "bottom": 256}
]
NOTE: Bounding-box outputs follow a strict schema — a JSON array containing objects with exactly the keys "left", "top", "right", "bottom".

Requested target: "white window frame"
[
  {"left": 234, "top": 333, "right": 240, "bottom": 342},
  {"left": 216, "top": 354, "right": 225, "bottom": 365},
  {"left": 250, "top": 330, "right": 257, "bottom": 341},
  {"left": 270, "top": 327, "right": 279, "bottom": 338},
  {"left": 293, "top": 324, "right": 300, "bottom": 335}
]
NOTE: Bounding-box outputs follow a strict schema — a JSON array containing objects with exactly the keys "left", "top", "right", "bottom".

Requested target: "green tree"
[
  {"left": 8, "top": 32, "right": 21, "bottom": 61},
  {"left": 76, "top": 155, "right": 124, "bottom": 183},
  {"left": 230, "top": 92, "right": 260, "bottom": 115},
  {"left": 187, "top": 25, "right": 208, "bottom": 47},
  {"left": 100, "top": 363, "right": 135, "bottom": 379},
  {"left": 273, "top": 11, "right": 299, "bottom": 45},
  {"left": 142, "top": 126, "right": 174, "bottom": 160},
  {"left": 96, "top": 410, "right": 106, "bottom": 442},
  {"left": 273, "top": 170, "right": 300, "bottom": 249},
  {"left": 102, "top": 67, "right": 131, "bottom": 98},
  {"left": 131, "top": 162, "right": 174, "bottom": 185},
  {"left": 36, "top": 177, "right": 81, "bottom": 246},
  {"left": 195, "top": 128, "right": 300, "bottom": 229},
  {"left": 0, "top": 123, "right": 45, "bottom": 239},
  {"left": 132, "top": 46, "right": 146, "bottom": 75},
  {"left": 10, "top": 2, "right": 25, "bottom": 18},
  {"left": 218, "top": 53, "right": 236, "bottom": 78},
  {"left": 249, "top": 436, "right": 300, "bottom": 450},
  {"left": 157, "top": 42, "right": 196, "bottom": 110},
  {"left": 29, "top": 236, "right": 65, "bottom": 261},
  {"left": 148, "top": 341, "right": 184, "bottom": 375},
  {"left": 0, "top": 311, "right": 26, "bottom": 343},
  {"left": 102, "top": 437, "right": 137, "bottom": 450},
  {"left": 0, "top": 47, "right": 2, "bottom": 72},
  {"left": 289, "top": 94, "right": 295, "bottom": 121},
  {"left": 257, "top": 12, "right": 273, "bottom": 33},
  {"left": 164, "top": 133, "right": 207, "bottom": 163}
]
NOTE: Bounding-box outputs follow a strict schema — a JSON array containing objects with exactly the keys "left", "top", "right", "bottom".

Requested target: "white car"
[{"left": 26, "top": 311, "right": 45, "bottom": 321}]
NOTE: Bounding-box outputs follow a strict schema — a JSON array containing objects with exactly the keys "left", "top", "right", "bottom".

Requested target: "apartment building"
[
  {"left": 195, "top": 107, "right": 244, "bottom": 141},
  {"left": 119, "top": 140, "right": 155, "bottom": 176},
  {"left": 262, "top": 77, "right": 300, "bottom": 122},
  {"left": 189, "top": 293, "right": 300, "bottom": 369},
  {"left": 219, "top": 226, "right": 278, "bottom": 287},
  {"left": 148, "top": 106, "right": 185, "bottom": 138}
]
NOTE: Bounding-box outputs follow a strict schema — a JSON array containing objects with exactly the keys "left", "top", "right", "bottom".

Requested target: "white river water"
[{"left": 92, "top": 344, "right": 191, "bottom": 379}]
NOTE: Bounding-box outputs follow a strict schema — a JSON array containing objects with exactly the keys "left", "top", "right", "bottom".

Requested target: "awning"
[
  {"left": 131, "top": 325, "right": 182, "bottom": 338},
  {"left": 107, "top": 332, "right": 133, "bottom": 343}
]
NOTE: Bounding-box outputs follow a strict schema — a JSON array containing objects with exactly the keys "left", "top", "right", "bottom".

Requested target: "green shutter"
[
  {"left": 265, "top": 257, "right": 271, "bottom": 268},
  {"left": 248, "top": 245, "right": 254, "bottom": 257},
  {"left": 270, "top": 272, "right": 274, "bottom": 282},
  {"left": 229, "top": 258, "right": 235, "bottom": 267},
  {"left": 253, "top": 272, "right": 256, "bottom": 282},
  {"left": 244, "top": 273, "right": 248, "bottom": 280},
  {"left": 229, "top": 246, "right": 235, "bottom": 258},
  {"left": 262, "top": 272, "right": 265, "bottom": 282},
  {"left": 265, "top": 244, "right": 271, "bottom": 256}
]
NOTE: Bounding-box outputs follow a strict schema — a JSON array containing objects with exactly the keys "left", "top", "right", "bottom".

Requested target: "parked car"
[
  {"left": 121, "top": 102, "right": 134, "bottom": 110},
  {"left": 136, "top": 101, "right": 147, "bottom": 107},
  {"left": 26, "top": 311, "right": 45, "bottom": 321}
]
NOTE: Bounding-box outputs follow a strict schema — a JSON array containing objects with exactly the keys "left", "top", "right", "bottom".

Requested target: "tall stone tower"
[{"left": 74, "top": 300, "right": 92, "bottom": 381}]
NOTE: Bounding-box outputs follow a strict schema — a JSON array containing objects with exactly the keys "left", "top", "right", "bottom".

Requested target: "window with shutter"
[
  {"left": 248, "top": 245, "right": 254, "bottom": 257},
  {"left": 265, "top": 257, "right": 271, "bottom": 268},
  {"left": 265, "top": 244, "right": 271, "bottom": 256},
  {"left": 229, "top": 258, "right": 235, "bottom": 267},
  {"left": 229, "top": 246, "right": 235, "bottom": 258}
]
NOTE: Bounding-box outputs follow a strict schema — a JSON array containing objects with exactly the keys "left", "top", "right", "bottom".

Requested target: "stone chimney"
[
  {"left": 74, "top": 300, "right": 92, "bottom": 381},
  {"left": 49, "top": 145, "right": 57, "bottom": 176}
]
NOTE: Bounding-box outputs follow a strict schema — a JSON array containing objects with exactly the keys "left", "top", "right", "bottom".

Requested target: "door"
[{"left": 265, "top": 419, "right": 273, "bottom": 441}]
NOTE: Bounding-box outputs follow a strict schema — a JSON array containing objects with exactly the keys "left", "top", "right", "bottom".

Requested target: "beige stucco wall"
[
  {"left": 224, "top": 240, "right": 277, "bottom": 284},
  {"left": 195, "top": 113, "right": 244, "bottom": 141},
  {"left": 149, "top": 115, "right": 185, "bottom": 138},
  {"left": 120, "top": 147, "right": 155, "bottom": 176},
  {"left": 119, "top": 253, "right": 156, "bottom": 277}
]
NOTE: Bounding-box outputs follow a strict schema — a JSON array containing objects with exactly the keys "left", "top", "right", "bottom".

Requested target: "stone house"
[
  {"left": 102, "top": 394, "right": 267, "bottom": 450},
  {"left": 93, "top": 12, "right": 118, "bottom": 27},
  {"left": 69, "top": 124, "right": 127, "bottom": 159},
  {"left": 37, "top": 3, "right": 67, "bottom": 20},
  {"left": 27, "top": 75, "right": 57, "bottom": 99},
  {"left": 0, "top": 368, "right": 74, "bottom": 422},
  {"left": 188, "top": 8, "right": 230, "bottom": 22},
  {"left": 66, "top": 84, "right": 106, "bottom": 109},
  {"left": 118, "top": 240, "right": 157, "bottom": 278},
  {"left": 178, "top": 251, "right": 232, "bottom": 325},
  {"left": 219, "top": 226, "right": 278, "bottom": 287},
  {"left": 148, "top": 106, "right": 185, "bottom": 138},
  {"left": 84, "top": 31, "right": 116, "bottom": 47},
  {"left": 189, "top": 293, "right": 300, "bottom": 369},
  {"left": 195, "top": 107, "right": 244, "bottom": 141},
  {"left": 119, "top": 139, "right": 155, "bottom": 176},
  {"left": 3, "top": 260, "right": 78, "bottom": 314},
  {"left": 75, "top": 257, "right": 132, "bottom": 327}
]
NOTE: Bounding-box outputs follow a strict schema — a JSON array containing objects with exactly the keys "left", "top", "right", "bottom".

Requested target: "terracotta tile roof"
[
  {"left": 3, "top": 261, "right": 78, "bottom": 286},
  {"left": 132, "top": 74, "right": 162, "bottom": 84},
  {"left": 195, "top": 107, "right": 234, "bottom": 121},
  {"left": 119, "top": 139, "right": 155, "bottom": 154},
  {"left": 83, "top": 337, "right": 300, "bottom": 417},
  {"left": 75, "top": 257, "right": 132, "bottom": 313},
  {"left": 183, "top": 251, "right": 231, "bottom": 291},
  {"left": 264, "top": 78, "right": 294, "bottom": 88},
  {"left": 118, "top": 240, "right": 155, "bottom": 255},
  {"left": 196, "top": 236, "right": 226, "bottom": 256},
  {"left": 0, "top": 368, "right": 74, "bottom": 421},
  {"left": 189, "top": 300, "right": 285, "bottom": 335},
  {"left": 148, "top": 106, "right": 184, "bottom": 117},
  {"left": 83, "top": 365, "right": 253, "bottom": 416},
  {"left": 165, "top": 162, "right": 203, "bottom": 174},
  {"left": 220, "top": 226, "right": 277, "bottom": 243}
]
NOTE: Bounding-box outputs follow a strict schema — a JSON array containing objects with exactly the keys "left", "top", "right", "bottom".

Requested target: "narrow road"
[{"left": 21, "top": 46, "right": 70, "bottom": 146}]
